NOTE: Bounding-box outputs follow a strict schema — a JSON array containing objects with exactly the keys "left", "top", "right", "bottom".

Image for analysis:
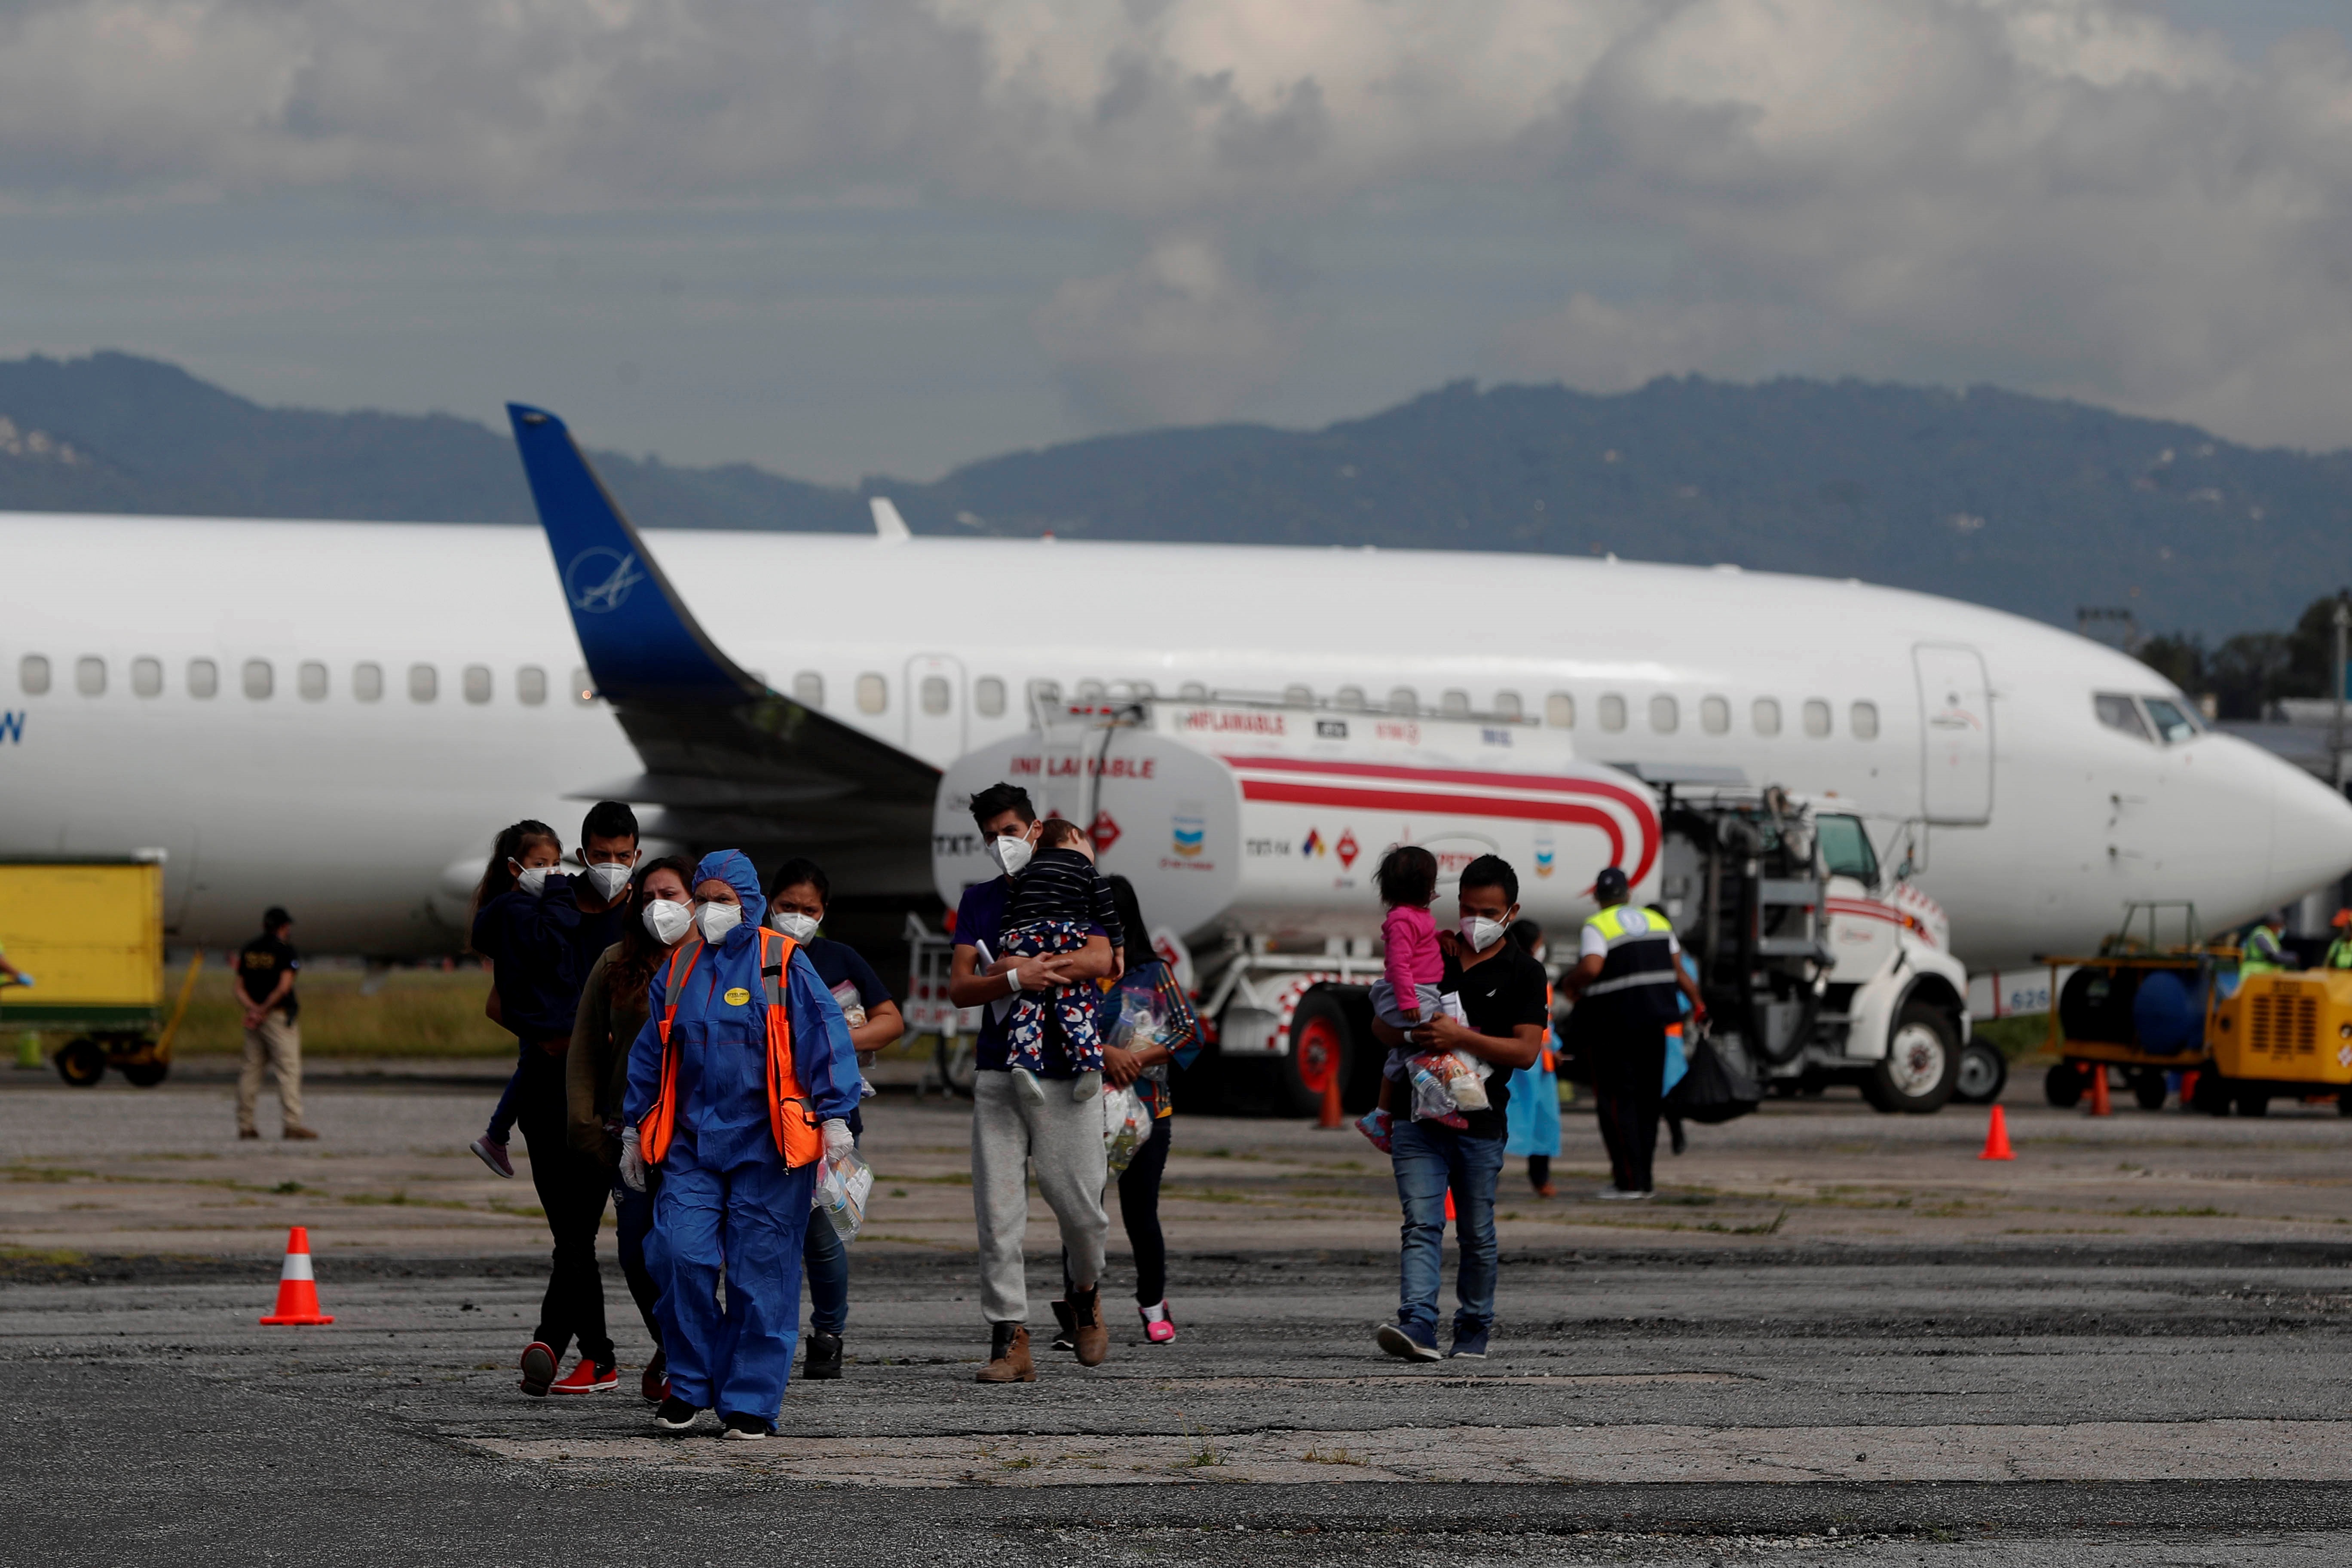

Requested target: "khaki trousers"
[
  {"left": 237, "top": 1010, "right": 305, "bottom": 1132},
  {"left": 971, "top": 1069, "right": 1108, "bottom": 1324}
]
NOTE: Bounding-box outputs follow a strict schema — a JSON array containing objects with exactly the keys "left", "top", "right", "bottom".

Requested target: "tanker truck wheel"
[
  {"left": 2131, "top": 1069, "right": 2169, "bottom": 1111},
  {"left": 1861, "top": 1003, "right": 1958, "bottom": 1113},
  {"left": 1952, "top": 1041, "right": 2007, "bottom": 1105},
  {"left": 2043, "top": 1062, "right": 2084, "bottom": 1109},
  {"left": 1280, "top": 991, "right": 1358, "bottom": 1118}
]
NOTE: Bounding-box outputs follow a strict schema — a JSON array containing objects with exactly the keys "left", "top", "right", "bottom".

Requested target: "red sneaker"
[
  {"left": 640, "top": 1364, "right": 669, "bottom": 1403},
  {"left": 549, "top": 1357, "right": 619, "bottom": 1395},
  {"left": 1139, "top": 1301, "right": 1177, "bottom": 1344}
]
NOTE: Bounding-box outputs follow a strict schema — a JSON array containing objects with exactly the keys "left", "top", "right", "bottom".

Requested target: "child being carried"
[
  {"left": 1367, "top": 844, "right": 1491, "bottom": 1121},
  {"left": 999, "top": 818, "right": 1125, "bottom": 1104}
]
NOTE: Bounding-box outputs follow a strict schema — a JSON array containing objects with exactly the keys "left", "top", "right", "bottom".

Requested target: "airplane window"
[
  {"left": 791, "top": 671, "right": 824, "bottom": 708},
  {"left": 353, "top": 662, "right": 383, "bottom": 703},
  {"left": 857, "top": 673, "right": 888, "bottom": 714},
  {"left": 2094, "top": 692, "right": 2151, "bottom": 741},
  {"left": 243, "top": 659, "right": 273, "bottom": 701},
  {"left": 1127, "top": 679, "right": 1157, "bottom": 699},
  {"left": 299, "top": 662, "right": 328, "bottom": 701},
  {"left": 409, "top": 664, "right": 437, "bottom": 703},
  {"left": 1388, "top": 686, "right": 1418, "bottom": 715},
  {"left": 1649, "top": 694, "right": 1678, "bottom": 733},
  {"left": 517, "top": 666, "right": 547, "bottom": 706},
  {"left": 1182, "top": 681, "right": 1212, "bottom": 702},
  {"left": 463, "top": 665, "right": 492, "bottom": 705},
  {"left": 1493, "top": 691, "right": 1523, "bottom": 719},
  {"left": 1286, "top": 684, "right": 1315, "bottom": 707},
  {"left": 1335, "top": 686, "right": 1365, "bottom": 711},
  {"left": 187, "top": 658, "right": 217, "bottom": 699},
  {"left": 1701, "top": 695, "right": 1730, "bottom": 734},
  {"left": 571, "top": 667, "right": 596, "bottom": 705},
  {"left": 920, "top": 674, "right": 951, "bottom": 716},
  {"left": 2144, "top": 697, "right": 2199, "bottom": 744},
  {"left": 76, "top": 656, "right": 105, "bottom": 697},
  {"left": 1439, "top": 689, "right": 1471, "bottom": 718},
  {"left": 1075, "top": 679, "right": 1106, "bottom": 701},
  {"left": 1851, "top": 700, "right": 1879, "bottom": 739},
  {"left": 1752, "top": 696, "right": 1780, "bottom": 736},
  {"left": 1598, "top": 694, "right": 1626, "bottom": 732},
  {"left": 1029, "top": 678, "right": 1062, "bottom": 708},
  {"left": 18, "top": 655, "right": 49, "bottom": 695},
  {"left": 1803, "top": 698, "right": 1831, "bottom": 737},
  {"left": 132, "top": 657, "right": 161, "bottom": 698},
  {"left": 975, "top": 677, "right": 1006, "bottom": 718},
  {"left": 1817, "top": 814, "right": 1880, "bottom": 883},
  {"left": 1545, "top": 692, "right": 1574, "bottom": 729}
]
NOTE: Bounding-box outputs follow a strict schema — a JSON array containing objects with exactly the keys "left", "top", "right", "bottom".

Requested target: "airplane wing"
[{"left": 507, "top": 404, "right": 939, "bottom": 893}]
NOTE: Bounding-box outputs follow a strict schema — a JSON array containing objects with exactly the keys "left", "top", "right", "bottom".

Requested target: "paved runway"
[{"left": 8, "top": 1065, "right": 2352, "bottom": 1563}]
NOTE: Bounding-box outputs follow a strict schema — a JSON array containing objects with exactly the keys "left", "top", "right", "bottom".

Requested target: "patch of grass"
[
  {"left": 1972, "top": 1013, "right": 2052, "bottom": 1063},
  {"left": 2123, "top": 1205, "right": 2230, "bottom": 1217},
  {"left": 272, "top": 1180, "right": 305, "bottom": 1194},
  {"left": 0, "top": 1244, "right": 88, "bottom": 1267},
  {"left": 339, "top": 1189, "right": 475, "bottom": 1213},
  {"left": 159, "top": 964, "right": 515, "bottom": 1058}
]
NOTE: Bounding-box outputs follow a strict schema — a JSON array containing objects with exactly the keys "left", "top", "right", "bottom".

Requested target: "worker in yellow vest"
[
  {"left": 2238, "top": 913, "right": 2292, "bottom": 978},
  {"left": 618, "top": 851, "right": 859, "bottom": 1440},
  {"left": 2325, "top": 910, "right": 2352, "bottom": 971},
  {"left": 1565, "top": 867, "right": 1706, "bottom": 1200}
]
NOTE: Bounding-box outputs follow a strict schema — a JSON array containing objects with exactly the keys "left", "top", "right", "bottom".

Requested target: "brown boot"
[
  {"left": 974, "top": 1321, "right": 1035, "bottom": 1384},
  {"left": 1069, "top": 1285, "right": 1109, "bottom": 1367}
]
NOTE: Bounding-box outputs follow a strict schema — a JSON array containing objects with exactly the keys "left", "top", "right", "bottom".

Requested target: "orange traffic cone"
[
  {"left": 2086, "top": 1064, "right": 2111, "bottom": 1118},
  {"left": 1444, "top": 1188, "right": 1457, "bottom": 1221},
  {"left": 1317, "top": 1064, "right": 1344, "bottom": 1130},
  {"left": 260, "top": 1226, "right": 335, "bottom": 1325},
  {"left": 1978, "top": 1105, "right": 2015, "bottom": 1161}
]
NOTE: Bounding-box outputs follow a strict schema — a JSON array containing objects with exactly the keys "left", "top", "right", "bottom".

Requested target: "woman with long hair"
[
  {"left": 567, "top": 855, "right": 695, "bottom": 1402},
  {"left": 467, "top": 819, "right": 562, "bottom": 1178}
]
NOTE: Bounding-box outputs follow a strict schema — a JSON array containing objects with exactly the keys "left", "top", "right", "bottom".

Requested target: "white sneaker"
[
  {"left": 1011, "top": 1067, "right": 1047, "bottom": 1105},
  {"left": 1072, "top": 1070, "right": 1101, "bottom": 1102},
  {"left": 1596, "top": 1187, "right": 1648, "bottom": 1201}
]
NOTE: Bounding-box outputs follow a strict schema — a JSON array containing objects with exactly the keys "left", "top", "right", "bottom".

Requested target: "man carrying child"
[{"left": 1365, "top": 853, "right": 1547, "bottom": 1362}]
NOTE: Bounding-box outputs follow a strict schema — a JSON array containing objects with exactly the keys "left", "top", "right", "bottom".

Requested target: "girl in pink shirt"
[{"left": 1370, "top": 845, "right": 1443, "bottom": 1026}]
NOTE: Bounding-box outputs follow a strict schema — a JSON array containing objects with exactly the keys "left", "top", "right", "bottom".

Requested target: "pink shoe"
[
  {"left": 470, "top": 1136, "right": 514, "bottom": 1178},
  {"left": 1139, "top": 1301, "right": 1177, "bottom": 1344}
]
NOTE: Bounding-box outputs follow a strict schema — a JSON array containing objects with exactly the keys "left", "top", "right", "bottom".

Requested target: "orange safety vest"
[{"left": 638, "top": 928, "right": 824, "bottom": 1170}]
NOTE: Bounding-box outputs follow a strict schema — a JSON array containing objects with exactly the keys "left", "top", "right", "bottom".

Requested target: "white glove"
[
  {"left": 619, "top": 1124, "right": 648, "bottom": 1192},
  {"left": 821, "top": 1118, "right": 854, "bottom": 1160}
]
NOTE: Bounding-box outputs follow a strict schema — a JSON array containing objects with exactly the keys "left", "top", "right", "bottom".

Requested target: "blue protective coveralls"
[{"left": 621, "top": 852, "right": 859, "bottom": 1425}]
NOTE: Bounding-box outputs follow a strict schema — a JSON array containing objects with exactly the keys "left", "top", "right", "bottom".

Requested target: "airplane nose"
[{"left": 2266, "top": 756, "right": 2352, "bottom": 909}]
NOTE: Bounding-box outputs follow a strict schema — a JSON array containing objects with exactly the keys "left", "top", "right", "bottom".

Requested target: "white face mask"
[
  {"left": 695, "top": 901, "right": 743, "bottom": 943},
  {"left": 987, "top": 834, "right": 1033, "bottom": 877},
  {"left": 512, "top": 862, "right": 555, "bottom": 897},
  {"left": 582, "top": 861, "right": 634, "bottom": 901},
  {"left": 769, "top": 909, "right": 820, "bottom": 942},
  {"left": 641, "top": 899, "right": 691, "bottom": 945},
  {"left": 1460, "top": 915, "right": 1508, "bottom": 953}
]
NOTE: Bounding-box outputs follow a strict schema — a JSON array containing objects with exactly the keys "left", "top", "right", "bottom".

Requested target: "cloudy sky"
[{"left": 1, "top": 0, "right": 2349, "bottom": 483}]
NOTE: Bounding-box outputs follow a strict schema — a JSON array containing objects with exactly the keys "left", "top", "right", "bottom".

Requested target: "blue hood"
[{"left": 694, "top": 850, "right": 766, "bottom": 945}]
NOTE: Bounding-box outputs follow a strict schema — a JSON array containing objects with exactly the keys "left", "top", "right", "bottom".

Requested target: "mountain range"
[{"left": 1, "top": 350, "right": 2342, "bottom": 640}]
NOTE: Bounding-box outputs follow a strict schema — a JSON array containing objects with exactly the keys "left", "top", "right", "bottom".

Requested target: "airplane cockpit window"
[
  {"left": 2143, "top": 697, "right": 2199, "bottom": 744},
  {"left": 2094, "top": 692, "right": 2151, "bottom": 741},
  {"left": 75, "top": 657, "right": 105, "bottom": 697},
  {"left": 1598, "top": 694, "right": 1626, "bottom": 732},
  {"left": 353, "top": 662, "right": 383, "bottom": 702},
  {"left": 19, "top": 655, "right": 49, "bottom": 695},
  {"left": 1816, "top": 814, "right": 1879, "bottom": 885},
  {"left": 975, "top": 677, "right": 1006, "bottom": 717},
  {"left": 243, "top": 660, "right": 273, "bottom": 701}
]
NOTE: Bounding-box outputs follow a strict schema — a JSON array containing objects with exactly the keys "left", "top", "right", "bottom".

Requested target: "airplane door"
[
  {"left": 904, "top": 654, "right": 967, "bottom": 763},
  {"left": 1914, "top": 644, "right": 1993, "bottom": 825}
]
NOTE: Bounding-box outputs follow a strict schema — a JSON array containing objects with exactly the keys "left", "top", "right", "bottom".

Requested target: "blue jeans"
[{"left": 1389, "top": 1118, "right": 1505, "bottom": 1340}]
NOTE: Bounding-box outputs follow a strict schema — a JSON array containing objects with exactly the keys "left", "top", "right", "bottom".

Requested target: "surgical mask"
[
  {"left": 1460, "top": 915, "right": 1507, "bottom": 953},
  {"left": 696, "top": 901, "right": 743, "bottom": 943},
  {"left": 769, "top": 909, "right": 820, "bottom": 942},
  {"left": 987, "top": 834, "right": 1033, "bottom": 877},
  {"left": 511, "top": 862, "right": 555, "bottom": 897},
  {"left": 641, "top": 899, "right": 691, "bottom": 945},
  {"left": 582, "top": 861, "right": 633, "bottom": 901}
]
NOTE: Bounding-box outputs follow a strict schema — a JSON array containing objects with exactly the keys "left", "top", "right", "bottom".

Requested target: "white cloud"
[{"left": 3, "top": 0, "right": 2352, "bottom": 440}]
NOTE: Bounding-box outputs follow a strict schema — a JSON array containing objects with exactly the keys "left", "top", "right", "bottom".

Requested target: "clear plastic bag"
[
  {"left": 1447, "top": 1050, "right": 1493, "bottom": 1111},
  {"left": 813, "top": 1148, "right": 875, "bottom": 1242},
  {"left": 1407, "top": 1054, "right": 1469, "bottom": 1128},
  {"left": 1102, "top": 1083, "right": 1152, "bottom": 1174}
]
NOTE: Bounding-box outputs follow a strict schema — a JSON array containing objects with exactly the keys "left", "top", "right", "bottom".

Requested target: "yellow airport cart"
[
  {"left": 2040, "top": 902, "right": 2220, "bottom": 1111},
  {"left": 0, "top": 858, "right": 201, "bottom": 1088},
  {"left": 2198, "top": 970, "right": 2352, "bottom": 1117}
]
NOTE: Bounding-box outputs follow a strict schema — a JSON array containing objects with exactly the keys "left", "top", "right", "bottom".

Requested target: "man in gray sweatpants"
[{"left": 947, "top": 782, "right": 1116, "bottom": 1382}]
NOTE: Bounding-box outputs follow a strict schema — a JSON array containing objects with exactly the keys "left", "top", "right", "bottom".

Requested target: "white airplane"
[{"left": 0, "top": 401, "right": 2346, "bottom": 976}]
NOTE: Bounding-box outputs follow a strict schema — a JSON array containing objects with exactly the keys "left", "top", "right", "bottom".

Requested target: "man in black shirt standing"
[
  {"left": 1370, "top": 855, "right": 1546, "bottom": 1362},
  {"left": 236, "top": 907, "right": 313, "bottom": 1141}
]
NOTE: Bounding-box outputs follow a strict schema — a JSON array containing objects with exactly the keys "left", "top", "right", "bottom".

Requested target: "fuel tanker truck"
[{"left": 923, "top": 696, "right": 1975, "bottom": 1115}]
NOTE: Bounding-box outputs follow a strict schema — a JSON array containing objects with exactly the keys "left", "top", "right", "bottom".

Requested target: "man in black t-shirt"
[
  {"left": 236, "top": 907, "right": 313, "bottom": 1140},
  {"left": 1369, "top": 855, "right": 1547, "bottom": 1363}
]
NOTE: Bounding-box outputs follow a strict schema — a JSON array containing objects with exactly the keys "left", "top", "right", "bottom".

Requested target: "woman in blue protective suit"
[{"left": 616, "top": 851, "right": 859, "bottom": 1440}]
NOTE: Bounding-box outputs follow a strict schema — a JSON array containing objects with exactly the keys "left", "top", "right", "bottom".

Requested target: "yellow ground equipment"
[
  {"left": 2199, "top": 971, "right": 2352, "bottom": 1117},
  {"left": 0, "top": 858, "right": 199, "bottom": 1088},
  {"left": 2040, "top": 902, "right": 2221, "bottom": 1112}
]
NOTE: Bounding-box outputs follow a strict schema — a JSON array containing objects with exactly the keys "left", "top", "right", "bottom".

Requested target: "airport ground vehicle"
[
  {"left": 0, "top": 857, "right": 201, "bottom": 1087},
  {"left": 2037, "top": 904, "right": 2217, "bottom": 1111},
  {"left": 1649, "top": 786, "right": 1978, "bottom": 1113},
  {"left": 924, "top": 698, "right": 1975, "bottom": 1115}
]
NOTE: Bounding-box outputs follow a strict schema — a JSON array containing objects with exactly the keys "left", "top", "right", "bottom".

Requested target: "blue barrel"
[{"left": 2130, "top": 969, "right": 2205, "bottom": 1055}]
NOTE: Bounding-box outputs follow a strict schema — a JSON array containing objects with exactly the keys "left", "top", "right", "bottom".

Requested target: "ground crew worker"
[
  {"left": 2238, "top": 912, "right": 2293, "bottom": 977},
  {"left": 2325, "top": 911, "right": 2352, "bottom": 970},
  {"left": 1563, "top": 867, "right": 1704, "bottom": 1199},
  {"left": 618, "top": 851, "right": 858, "bottom": 1440},
  {"left": 235, "top": 907, "right": 314, "bottom": 1141}
]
